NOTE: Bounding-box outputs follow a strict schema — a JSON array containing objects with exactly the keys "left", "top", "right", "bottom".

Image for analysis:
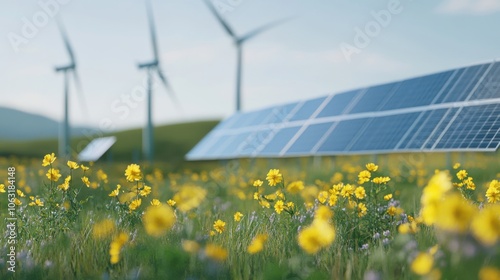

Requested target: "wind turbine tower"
[{"left": 137, "top": 0, "right": 178, "bottom": 162}]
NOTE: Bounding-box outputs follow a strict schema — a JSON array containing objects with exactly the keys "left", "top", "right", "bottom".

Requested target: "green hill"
[{"left": 0, "top": 120, "right": 219, "bottom": 162}]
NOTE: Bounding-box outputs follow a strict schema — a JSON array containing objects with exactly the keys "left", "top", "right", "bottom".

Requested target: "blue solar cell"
[
  {"left": 316, "top": 90, "right": 360, "bottom": 118},
  {"left": 422, "top": 108, "right": 459, "bottom": 149},
  {"left": 349, "top": 112, "right": 419, "bottom": 151},
  {"left": 439, "top": 64, "right": 489, "bottom": 103},
  {"left": 218, "top": 132, "right": 254, "bottom": 157},
  {"left": 469, "top": 62, "right": 500, "bottom": 100},
  {"left": 381, "top": 71, "right": 453, "bottom": 110},
  {"left": 287, "top": 123, "right": 334, "bottom": 154},
  {"left": 238, "top": 129, "right": 274, "bottom": 156},
  {"left": 202, "top": 136, "right": 235, "bottom": 158},
  {"left": 348, "top": 83, "right": 398, "bottom": 114},
  {"left": 402, "top": 109, "right": 447, "bottom": 149},
  {"left": 436, "top": 104, "right": 500, "bottom": 150},
  {"left": 289, "top": 97, "right": 327, "bottom": 121},
  {"left": 260, "top": 126, "right": 301, "bottom": 155},
  {"left": 318, "top": 118, "right": 369, "bottom": 152},
  {"left": 263, "top": 102, "right": 300, "bottom": 125},
  {"left": 432, "top": 68, "right": 465, "bottom": 104},
  {"left": 185, "top": 132, "right": 220, "bottom": 159}
]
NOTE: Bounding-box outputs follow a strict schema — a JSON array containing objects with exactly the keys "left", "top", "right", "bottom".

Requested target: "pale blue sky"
[{"left": 1, "top": 0, "right": 500, "bottom": 131}]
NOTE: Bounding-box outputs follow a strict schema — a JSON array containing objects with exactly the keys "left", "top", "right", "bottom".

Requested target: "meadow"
[{"left": 0, "top": 151, "right": 499, "bottom": 279}]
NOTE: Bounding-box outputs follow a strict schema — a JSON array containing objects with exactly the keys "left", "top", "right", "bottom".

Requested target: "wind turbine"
[
  {"left": 202, "top": 0, "right": 290, "bottom": 112},
  {"left": 137, "top": 0, "right": 178, "bottom": 162},
  {"left": 54, "top": 20, "right": 87, "bottom": 158}
]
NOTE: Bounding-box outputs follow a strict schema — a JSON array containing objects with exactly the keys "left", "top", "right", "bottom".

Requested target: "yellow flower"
[
  {"left": 486, "top": 180, "right": 500, "bottom": 203},
  {"left": 340, "top": 184, "right": 355, "bottom": 198},
  {"left": 253, "top": 180, "right": 263, "bottom": 187},
  {"left": 213, "top": 219, "right": 226, "bottom": 234},
  {"left": 109, "top": 185, "right": 121, "bottom": 197},
  {"left": 81, "top": 176, "right": 90, "bottom": 187},
  {"left": 471, "top": 204, "right": 500, "bottom": 245},
  {"left": 358, "top": 203, "right": 367, "bottom": 217},
  {"left": 266, "top": 169, "right": 283, "bottom": 187},
  {"left": 46, "top": 168, "right": 62, "bottom": 182},
  {"left": 318, "top": 191, "right": 328, "bottom": 204},
  {"left": 34, "top": 198, "right": 44, "bottom": 207},
  {"left": 0, "top": 184, "right": 5, "bottom": 193},
  {"left": 167, "top": 199, "right": 176, "bottom": 207},
  {"left": 234, "top": 211, "right": 243, "bottom": 222},
  {"left": 139, "top": 185, "right": 152, "bottom": 197},
  {"left": 125, "top": 164, "right": 142, "bottom": 182},
  {"left": 16, "top": 189, "right": 25, "bottom": 197},
  {"left": 42, "top": 153, "right": 56, "bottom": 166},
  {"left": 420, "top": 172, "right": 453, "bottom": 226},
  {"left": 384, "top": 194, "right": 393, "bottom": 201},
  {"left": 411, "top": 252, "right": 434, "bottom": 276},
  {"left": 286, "top": 181, "right": 305, "bottom": 194},
  {"left": 173, "top": 185, "right": 207, "bottom": 212},
  {"left": 456, "top": 170, "right": 468, "bottom": 180},
  {"left": 181, "top": 240, "right": 200, "bottom": 254},
  {"left": 479, "top": 266, "right": 500, "bottom": 280},
  {"left": 247, "top": 234, "right": 268, "bottom": 254},
  {"left": 92, "top": 219, "right": 115, "bottom": 240},
  {"left": 129, "top": 198, "right": 142, "bottom": 211},
  {"left": 14, "top": 198, "right": 22, "bottom": 206},
  {"left": 354, "top": 187, "right": 366, "bottom": 199},
  {"left": 58, "top": 175, "right": 71, "bottom": 191},
  {"left": 109, "top": 232, "right": 128, "bottom": 264},
  {"left": 387, "top": 206, "right": 398, "bottom": 216},
  {"left": 372, "top": 176, "right": 391, "bottom": 184},
  {"left": 286, "top": 201, "right": 295, "bottom": 210},
  {"left": 464, "top": 177, "right": 475, "bottom": 190},
  {"left": 435, "top": 193, "right": 476, "bottom": 233},
  {"left": 328, "top": 194, "right": 338, "bottom": 206},
  {"left": 209, "top": 230, "right": 216, "bottom": 237},
  {"left": 150, "top": 199, "right": 161, "bottom": 206},
  {"left": 259, "top": 199, "right": 271, "bottom": 208},
  {"left": 358, "top": 170, "right": 371, "bottom": 184},
  {"left": 398, "top": 222, "right": 418, "bottom": 234},
  {"left": 314, "top": 205, "right": 333, "bottom": 222},
  {"left": 274, "top": 200, "right": 285, "bottom": 214},
  {"left": 81, "top": 165, "right": 89, "bottom": 171},
  {"left": 204, "top": 244, "right": 228, "bottom": 262},
  {"left": 298, "top": 220, "right": 335, "bottom": 254},
  {"left": 67, "top": 160, "right": 79, "bottom": 170},
  {"left": 142, "top": 205, "right": 176, "bottom": 237},
  {"left": 366, "top": 163, "right": 378, "bottom": 172},
  {"left": 453, "top": 163, "right": 461, "bottom": 169}
]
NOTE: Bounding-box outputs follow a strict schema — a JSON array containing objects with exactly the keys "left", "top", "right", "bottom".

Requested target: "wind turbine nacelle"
[
  {"left": 55, "top": 64, "right": 76, "bottom": 72},
  {"left": 138, "top": 60, "right": 159, "bottom": 69}
]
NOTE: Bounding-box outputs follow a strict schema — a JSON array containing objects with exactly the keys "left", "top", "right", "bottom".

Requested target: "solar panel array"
[{"left": 187, "top": 61, "right": 500, "bottom": 160}]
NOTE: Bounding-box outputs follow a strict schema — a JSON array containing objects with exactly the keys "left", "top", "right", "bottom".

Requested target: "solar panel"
[
  {"left": 186, "top": 60, "right": 500, "bottom": 160},
  {"left": 78, "top": 136, "right": 116, "bottom": 162}
]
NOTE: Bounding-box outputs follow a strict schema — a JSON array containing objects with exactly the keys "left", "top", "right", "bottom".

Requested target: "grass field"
[{"left": 0, "top": 127, "right": 500, "bottom": 279}]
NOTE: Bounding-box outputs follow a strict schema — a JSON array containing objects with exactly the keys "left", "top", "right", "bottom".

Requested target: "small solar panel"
[
  {"left": 186, "top": 60, "right": 500, "bottom": 160},
  {"left": 78, "top": 136, "right": 116, "bottom": 162}
]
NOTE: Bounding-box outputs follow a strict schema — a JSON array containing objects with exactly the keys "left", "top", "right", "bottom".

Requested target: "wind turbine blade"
[
  {"left": 72, "top": 70, "right": 90, "bottom": 120},
  {"left": 56, "top": 19, "right": 76, "bottom": 66},
  {"left": 146, "top": 0, "right": 160, "bottom": 62},
  {"left": 239, "top": 16, "right": 294, "bottom": 44},
  {"left": 157, "top": 67, "right": 180, "bottom": 107},
  {"left": 202, "top": 0, "right": 237, "bottom": 38}
]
